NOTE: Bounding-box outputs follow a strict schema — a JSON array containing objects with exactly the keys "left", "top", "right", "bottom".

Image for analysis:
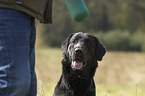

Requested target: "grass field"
[{"left": 35, "top": 48, "right": 145, "bottom": 96}]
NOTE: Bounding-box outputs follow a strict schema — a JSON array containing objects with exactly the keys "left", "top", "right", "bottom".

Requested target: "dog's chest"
[{"left": 66, "top": 75, "right": 91, "bottom": 96}]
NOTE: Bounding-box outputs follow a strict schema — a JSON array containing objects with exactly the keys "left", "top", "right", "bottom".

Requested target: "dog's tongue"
[{"left": 72, "top": 61, "right": 83, "bottom": 70}]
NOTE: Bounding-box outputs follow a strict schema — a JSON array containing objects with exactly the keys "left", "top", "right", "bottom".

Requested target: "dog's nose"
[
  {"left": 73, "top": 48, "right": 84, "bottom": 61},
  {"left": 75, "top": 48, "right": 83, "bottom": 54}
]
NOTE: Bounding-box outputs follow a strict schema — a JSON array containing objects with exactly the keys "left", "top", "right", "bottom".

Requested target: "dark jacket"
[{"left": 0, "top": 0, "right": 53, "bottom": 23}]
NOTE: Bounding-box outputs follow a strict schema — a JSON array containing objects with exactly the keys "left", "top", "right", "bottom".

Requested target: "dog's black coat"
[{"left": 54, "top": 32, "right": 106, "bottom": 96}]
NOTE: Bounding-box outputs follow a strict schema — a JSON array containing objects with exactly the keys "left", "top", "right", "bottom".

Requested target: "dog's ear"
[
  {"left": 93, "top": 36, "right": 106, "bottom": 61},
  {"left": 61, "top": 33, "right": 74, "bottom": 58}
]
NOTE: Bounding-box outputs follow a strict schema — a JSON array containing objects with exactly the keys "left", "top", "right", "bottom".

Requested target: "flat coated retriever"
[{"left": 53, "top": 32, "right": 106, "bottom": 96}]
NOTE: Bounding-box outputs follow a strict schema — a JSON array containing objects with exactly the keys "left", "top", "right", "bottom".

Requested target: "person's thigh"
[
  {"left": 28, "top": 19, "right": 37, "bottom": 96},
  {"left": 0, "top": 8, "right": 34, "bottom": 96}
]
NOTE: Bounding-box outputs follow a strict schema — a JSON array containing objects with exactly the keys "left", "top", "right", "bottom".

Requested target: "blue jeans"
[{"left": 0, "top": 9, "right": 37, "bottom": 96}]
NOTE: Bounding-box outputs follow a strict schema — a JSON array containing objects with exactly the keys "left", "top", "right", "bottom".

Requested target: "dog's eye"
[
  {"left": 86, "top": 43, "right": 90, "bottom": 46},
  {"left": 71, "top": 39, "right": 76, "bottom": 43},
  {"left": 85, "top": 40, "right": 91, "bottom": 46},
  {"left": 72, "top": 40, "right": 75, "bottom": 43}
]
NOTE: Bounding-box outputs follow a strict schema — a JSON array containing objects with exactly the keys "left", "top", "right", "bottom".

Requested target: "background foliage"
[{"left": 36, "top": 0, "right": 145, "bottom": 51}]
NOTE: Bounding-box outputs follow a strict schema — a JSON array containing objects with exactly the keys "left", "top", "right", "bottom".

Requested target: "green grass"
[
  {"left": 36, "top": 48, "right": 145, "bottom": 96},
  {"left": 97, "top": 84, "right": 145, "bottom": 96}
]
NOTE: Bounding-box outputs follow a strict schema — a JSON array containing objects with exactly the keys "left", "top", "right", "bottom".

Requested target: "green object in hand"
[{"left": 64, "top": 0, "right": 89, "bottom": 22}]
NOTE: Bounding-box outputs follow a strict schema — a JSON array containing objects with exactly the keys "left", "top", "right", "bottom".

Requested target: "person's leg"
[
  {"left": 28, "top": 19, "right": 37, "bottom": 96},
  {"left": 0, "top": 8, "right": 36, "bottom": 96}
]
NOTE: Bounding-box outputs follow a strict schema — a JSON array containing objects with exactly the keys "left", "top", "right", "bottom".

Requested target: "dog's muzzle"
[{"left": 71, "top": 48, "right": 86, "bottom": 70}]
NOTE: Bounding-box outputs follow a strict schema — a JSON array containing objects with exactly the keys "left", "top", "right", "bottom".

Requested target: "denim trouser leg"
[
  {"left": 28, "top": 16, "right": 37, "bottom": 96},
  {"left": 0, "top": 9, "right": 37, "bottom": 96}
]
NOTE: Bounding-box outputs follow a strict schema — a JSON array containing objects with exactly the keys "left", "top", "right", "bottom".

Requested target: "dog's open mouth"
[
  {"left": 71, "top": 61, "right": 84, "bottom": 70},
  {"left": 71, "top": 48, "right": 86, "bottom": 70}
]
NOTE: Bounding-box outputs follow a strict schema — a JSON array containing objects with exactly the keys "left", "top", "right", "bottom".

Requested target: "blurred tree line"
[{"left": 37, "top": 0, "right": 145, "bottom": 51}]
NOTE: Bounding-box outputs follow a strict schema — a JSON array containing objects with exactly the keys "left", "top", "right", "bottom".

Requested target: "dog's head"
[{"left": 62, "top": 32, "right": 106, "bottom": 71}]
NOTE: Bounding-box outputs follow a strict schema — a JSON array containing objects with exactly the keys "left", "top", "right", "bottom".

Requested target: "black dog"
[{"left": 54, "top": 32, "right": 106, "bottom": 96}]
